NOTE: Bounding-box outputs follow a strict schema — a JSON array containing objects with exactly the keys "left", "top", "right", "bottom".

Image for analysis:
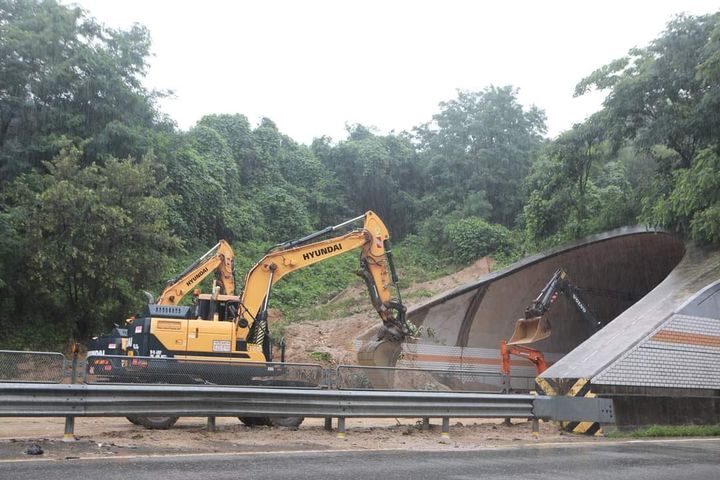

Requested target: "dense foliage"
[{"left": 1, "top": 1, "right": 718, "bottom": 348}]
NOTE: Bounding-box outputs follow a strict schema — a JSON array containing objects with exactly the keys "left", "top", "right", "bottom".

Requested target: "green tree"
[
  {"left": 521, "top": 115, "right": 637, "bottom": 246},
  {"left": 576, "top": 13, "right": 720, "bottom": 167},
  {"left": 573, "top": 12, "right": 720, "bottom": 245},
  {"left": 1, "top": 147, "right": 181, "bottom": 340},
  {"left": 0, "top": 0, "right": 169, "bottom": 182},
  {"left": 416, "top": 86, "right": 546, "bottom": 226},
  {"left": 313, "top": 125, "right": 423, "bottom": 238},
  {"left": 648, "top": 149, "right": 720, "bottom": 244}
]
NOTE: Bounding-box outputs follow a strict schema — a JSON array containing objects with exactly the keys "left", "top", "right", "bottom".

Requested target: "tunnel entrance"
[{"left": 401, "top": 228, "right": 686, "bottom": 372}]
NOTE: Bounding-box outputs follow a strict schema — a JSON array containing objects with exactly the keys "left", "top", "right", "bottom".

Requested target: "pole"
[{"left": 63, "top": 343, "right": 79, "bottom": 442}]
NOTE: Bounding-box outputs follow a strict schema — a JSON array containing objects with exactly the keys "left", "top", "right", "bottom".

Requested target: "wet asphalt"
[{"left": 2, "top": 438, "right": 719, "bottom": 479}]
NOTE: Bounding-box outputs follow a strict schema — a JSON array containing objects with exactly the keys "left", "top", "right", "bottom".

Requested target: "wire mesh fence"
[
  {"left": 0, "top": 350, "right": 66, "bottom": 383},
  {"left": 336, "top": 365, "right": 536, "bottom": 392},
  {"left": 0, "top": 349, "right": 536, "bottom": 392},
  {"left": 85, "top": 355, "right": 324, "bottom": 388}
]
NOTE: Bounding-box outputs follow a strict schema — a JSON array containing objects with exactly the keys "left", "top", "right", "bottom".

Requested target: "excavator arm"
[
  {"left": 500, "top": 340, "right": 548, "bottom": 377},
  {"left": 508, "top": 268, "right": 602, "bottom": 345},
  {"left": 237, "top": 211, "right": 411, "bottom": 355},
  {"left": 155, "top": 240, "right": 236, "bottom": 305}
]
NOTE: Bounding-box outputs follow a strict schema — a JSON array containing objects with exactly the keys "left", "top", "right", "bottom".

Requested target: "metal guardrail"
[
  {"left": 0, "top": 350, "right": 66, "bottom": 383},
  {"left": 0, "top": 382, "right": 614, "bottom": 424},
  {"left": 0, "top": 350, "right": 616, "bottom": 438},
  {"left": 85, "top": 355, "right": 323, "bottom": 388},
  {"left": 336, "top": 365, "right": 535, "bottom": 392}
]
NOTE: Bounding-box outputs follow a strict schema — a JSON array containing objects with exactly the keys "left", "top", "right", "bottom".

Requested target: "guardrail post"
[
  {"left": 207, "top": 416, "right": 216, "bottom": 432},
  {"left": 441, "top": 417, "right": 450, "bottom": 438},
  {"left": 531, "top": 418, "right": 540, "bottom": 436},
  {"left": 63, "top": 343, "right": 79, "bottom": 442},
  {"left": 422, "top": 417, "right": 430, "bottom": 430},
  {"left": 324, "top": 417, "right": 332, "bottom": 431},
  {"left": 337, "top": 417, "right": 346, "bottom": 439},
  {"left": 64, "top": 416, "right": 75, "bottom": 441}
]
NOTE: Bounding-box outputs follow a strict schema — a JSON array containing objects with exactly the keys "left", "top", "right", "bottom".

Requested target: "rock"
[{"left": 25, "top": 444, "right": 44, "bottom": 455}]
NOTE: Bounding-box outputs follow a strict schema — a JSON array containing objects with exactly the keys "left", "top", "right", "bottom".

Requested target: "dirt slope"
[{"left": 281, "top": 257, "right": 494, "bottom": 365}]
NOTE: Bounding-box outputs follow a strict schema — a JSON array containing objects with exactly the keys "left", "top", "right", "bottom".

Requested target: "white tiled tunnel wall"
[{"left": 593, "top": 314, "right": 720, "bottom": 388}]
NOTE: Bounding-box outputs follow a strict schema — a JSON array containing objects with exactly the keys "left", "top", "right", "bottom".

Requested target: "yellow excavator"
[{"left": 88, "top": 211, "right": 412, "bottom": 428}]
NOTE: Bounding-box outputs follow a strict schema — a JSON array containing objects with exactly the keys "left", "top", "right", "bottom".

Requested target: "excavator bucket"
[
  {"left": 357, "top": 339, "right": 403, "bottom": 368},
  {"left": 507, "top": 316, "right": 551, "bottom": 345},
  {"left": 356, "top": 340, "right": 403, "bottom": 389}
]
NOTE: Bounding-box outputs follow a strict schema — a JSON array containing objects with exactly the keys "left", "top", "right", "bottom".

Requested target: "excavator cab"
[{"left": 507, "top": 315, "right": 551, "bottom": 345}]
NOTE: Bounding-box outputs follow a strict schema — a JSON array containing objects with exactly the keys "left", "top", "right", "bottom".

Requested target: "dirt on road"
[{"left": 0, "top": 416, "right": 600, "bottom": 462}]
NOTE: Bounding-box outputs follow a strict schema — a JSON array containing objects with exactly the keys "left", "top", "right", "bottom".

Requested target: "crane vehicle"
[
  {"left": 88, "top": 211, "right": 411, "bottom": 428},
  {"left": 507, "top": 268, "right": 603, "bottom": 345}
]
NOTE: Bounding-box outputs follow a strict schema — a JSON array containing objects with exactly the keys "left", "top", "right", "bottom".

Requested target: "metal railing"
[
  {"left": 85, "top": 355, "right": 324, "bottom": 388},
  {"left": 0, "top": 382, "right": 613, "bottom": 424},
  {"left": 0, "top": 350, "right": 66, "bottom": 383},
  {"left": 0, "top": 349, "right": 616, "bottom": 437}
]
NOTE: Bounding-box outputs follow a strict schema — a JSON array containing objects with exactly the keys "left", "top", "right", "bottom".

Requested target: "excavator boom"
[
  {"left": 156, "top": 240, "right": 236, "bottom": 305},
  {"left": 238, "top": 211, "right": 410, "bottom": 358}
]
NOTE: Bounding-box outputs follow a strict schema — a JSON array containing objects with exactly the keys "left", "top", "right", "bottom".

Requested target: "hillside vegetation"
[{"left": 1, "top": 1, "right": 718, "bottom": 348}]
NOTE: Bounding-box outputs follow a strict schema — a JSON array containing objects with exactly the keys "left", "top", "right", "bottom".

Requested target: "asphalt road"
[{"left": 2, "top": 438, "right": 719, "bottom": 480}]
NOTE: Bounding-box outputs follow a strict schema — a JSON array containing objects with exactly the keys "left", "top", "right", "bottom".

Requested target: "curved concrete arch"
[
  {"left": 404, "top": 227, "right": 686, "bottom": 365},
  {"left": 358, "top": 227, "right": 720, "bottom": 424}
]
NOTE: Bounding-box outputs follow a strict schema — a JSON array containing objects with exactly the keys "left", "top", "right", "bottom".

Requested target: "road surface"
[{"left": 2, "top": 438, "right": 719, "bottom": 479}]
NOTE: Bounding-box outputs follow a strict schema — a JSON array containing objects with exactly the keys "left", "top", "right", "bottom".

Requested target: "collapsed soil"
[{"left": 281, "top": 257, "right": 495, "bottom": 365}]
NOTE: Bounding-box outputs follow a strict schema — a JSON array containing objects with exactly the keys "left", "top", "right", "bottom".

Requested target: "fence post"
[
  {"left": 207, "top": 416, "right": 216, "bottom": 432},
  {"left": 441, "top": 417, "right": 450, "bottom": 438},
  {"left": 63, "top": 343, "right": 79, "bottom": 442},
  {"left": 337, "top": 417, "right": 346, "bottom": 439}
]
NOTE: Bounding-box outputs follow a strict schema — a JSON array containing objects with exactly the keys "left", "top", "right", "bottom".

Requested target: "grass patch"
[
  {"left": 404, "top": 289, "right": 436, "bottom": 299},
  {"left": 607, "top": 424, "right": 720, "bottom": 438},
  {"left": 308, "top": 351, "right": 333, "bottom": 363}
]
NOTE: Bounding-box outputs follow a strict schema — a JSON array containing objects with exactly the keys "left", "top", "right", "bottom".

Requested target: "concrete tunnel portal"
[
  {"left": 403, "top": 227, "right": 686, "bottom": 366},
  {"left": 357, "top": 226, "right": 720, "bottom": 426}
]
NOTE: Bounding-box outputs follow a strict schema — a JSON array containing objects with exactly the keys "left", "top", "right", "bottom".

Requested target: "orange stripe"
[
  {"left": 403, "top": 353, "right": 542, "bottom": 367},
  {"left": 652, "top": 330, "right": 720, "bottom": 348}
]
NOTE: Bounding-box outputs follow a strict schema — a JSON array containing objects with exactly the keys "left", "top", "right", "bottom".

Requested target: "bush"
[
  {"left": 444, "top": 217, "right": 516, "bottom": 264},
  {"left": 393, "top": 235, "right": 452, "bottom": 284}
]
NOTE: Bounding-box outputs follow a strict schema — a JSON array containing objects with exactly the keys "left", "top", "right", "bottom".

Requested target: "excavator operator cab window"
[{"left": 196, "top": 299, "right": 239, "bottom": 321}]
